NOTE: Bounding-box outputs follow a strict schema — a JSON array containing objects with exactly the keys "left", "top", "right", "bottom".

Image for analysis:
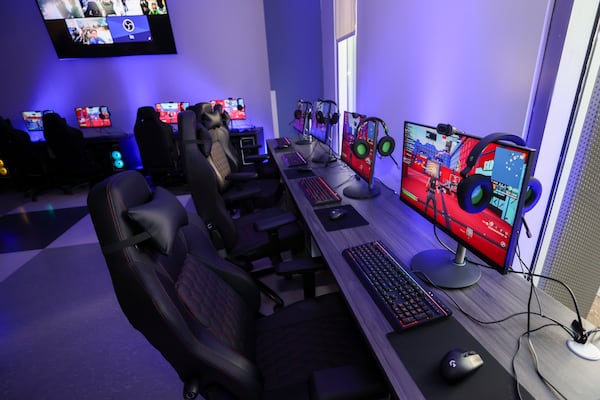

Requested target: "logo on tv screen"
[{"left": 106, "top": 16, "right": 151, "bottom": 43}]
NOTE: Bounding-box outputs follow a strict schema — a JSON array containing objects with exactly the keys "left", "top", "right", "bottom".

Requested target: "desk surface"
[{"left": 268, "top": 140, "right": 600, "bottom": 399}]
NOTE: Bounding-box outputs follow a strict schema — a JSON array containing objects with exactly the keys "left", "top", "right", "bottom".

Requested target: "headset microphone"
[{"left": 436, "top": 123, "right": 465, "bottom": 136}]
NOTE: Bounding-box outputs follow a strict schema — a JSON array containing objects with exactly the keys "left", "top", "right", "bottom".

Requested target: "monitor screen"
[
  {"left": 35, "top": 0, "right": 176, "bottom": 59},
  {"left": 22, "top": 111, "right": 45, "bottom": 131},
  {"left": 399, "top": 121, "right": 537, "bottom": 286},
  {"left": 211, "top": 98, "right": 246, "bottom": 120},
  {"left": 75, "top": 106, "right": 112, "bottom": 128},
  {"left": 155, "top": 102, "right": 189, "bottom": 124}
]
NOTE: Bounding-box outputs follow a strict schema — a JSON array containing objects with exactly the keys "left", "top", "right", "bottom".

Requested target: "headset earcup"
[
  {"left": 316, "top": 110, "right": 324, "bottom": 124},
  {"left": 522, "top": 177, "right": 542, "bottom": 213},
  {"left": 457, "top": 174, "right": 493, "bottom": 213},
  {"left": 294, "top": 109, "right": 302, "bottom": 120},
  {"left": 330, "top": 112, "right": 339, "bottom": 125},
  {"left": 352, "top": 139, "right": 370, "bottom": 159},
  {"left": 377, "top": 136, "right": 395, "bottom": 156}
]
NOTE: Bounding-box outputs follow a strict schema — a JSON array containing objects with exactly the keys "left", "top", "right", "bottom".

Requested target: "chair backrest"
[
  {"left": 42, "top": 112, "right": 87, "bottom": 172},
  {"left": 178, "top": 110, "right": 239, "bottom": 251},
  {"left": 87, "top": 170, "right": 264, "bottom": 399},
  {"left": 133, "top": 106, "right": 178, "bottom": 175},
  {"left": 200, "top": 110, "right": 243, "bottom": 172},
  {"left": 196, "top": 111, "right": 235, "bottom": 192}
]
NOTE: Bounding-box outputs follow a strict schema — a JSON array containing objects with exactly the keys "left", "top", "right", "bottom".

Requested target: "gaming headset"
[
  {"left": 352, "top": 117, "right": 396, "bottom": 160},
  {"left": 450, "top": 128, "right": 542, "bottom": 214},
  {"left": 315, "top": 99, "right": 340, "bottom": 125},
  {"left": 294, "top": 100, "right": 312, "bottom": 120}
]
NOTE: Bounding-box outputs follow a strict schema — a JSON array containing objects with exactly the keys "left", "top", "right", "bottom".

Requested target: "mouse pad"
[
  {"left": 284, "top": 168, "right": 316, "bottom": 180},
  {"left": 314, "top": 205, "right": 369, "bottom": 232},
  {"left": 387, "top": 316, "right": 534, "bottom": 399}
]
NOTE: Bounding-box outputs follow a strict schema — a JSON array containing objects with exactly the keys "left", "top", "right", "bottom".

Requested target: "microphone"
[{"left": 436, "top": 123, "right": 465, "bottom": 136}]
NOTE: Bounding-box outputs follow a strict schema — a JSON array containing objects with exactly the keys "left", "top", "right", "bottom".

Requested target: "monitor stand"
[
  {"left": 296, "top": 134, "right": 313, "bottom": 145},
  {"left": 410, "top": 245, "right": 481, "bottom": 289},
  {"left": 343, "top": 180, "right": 381, "bottom": 199},
  {"left": 312, "top": 143, "right": 337, "bottom": 164}
]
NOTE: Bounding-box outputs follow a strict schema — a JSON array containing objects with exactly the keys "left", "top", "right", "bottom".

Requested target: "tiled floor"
[{"left": 0, "top": 181, "right": 334, "bottom": 399}]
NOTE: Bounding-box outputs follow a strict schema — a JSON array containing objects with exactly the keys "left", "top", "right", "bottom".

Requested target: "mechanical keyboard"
[
  {"left": 281, "top": 151, "right": 307, "bottom": 167},
  {"left": 299, "top": 176, "right": 342, "bottom": 206},
  {"left": 342, "top": 240, "right": 452, "bottom": 331},
  {"left": 274, "top": 137, "right": 292, "bottom": 149}
]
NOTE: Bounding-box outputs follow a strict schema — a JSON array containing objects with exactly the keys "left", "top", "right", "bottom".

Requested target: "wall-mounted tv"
[
  {"left": 75, "top": 105, "right": 112, "bottom": 128},
  {"left": 35, "top": 0, "right": 177, "bottom": 59}
]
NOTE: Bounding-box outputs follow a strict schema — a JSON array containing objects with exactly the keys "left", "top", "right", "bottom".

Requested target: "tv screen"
[
  {"left": 155, "top": 102, "right": 189, "bottom": 124},
  {"left": 75, "top": 105, "right": 112, "bottom": 128},
  {"left": 35, "top": 0, "right": 176, "bottom": 58},
  {"left": 399, "top": 121, "right": 537, "bottom": 286},
  {"left": 211, "top": 98, "right": 246, "bottom": 121},
  {"left": 22, "top": 111, "right": 45, "bottom": 131}
]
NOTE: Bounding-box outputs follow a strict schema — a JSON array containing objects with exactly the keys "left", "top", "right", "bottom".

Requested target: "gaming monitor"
[
  {"left": 211, "top": 98, "right": 246, "bottom": 120},
  {"left": 35, "top": 0, "right": 176, "bottom": 59},
  {"left": 293, "top": 100, "right": 312, "bottom": 136},
  {"left": 310, "top": 99, "right": 338, "bottom": 163},
  {"left": 22, "top": 111, "right": 45, "bottom": 132},
  {"left": 340, "top": 111, "right": 381, "bottom": 198},
  {"left": 75, "top": 105, "right": 112, "bottom": 128},
  {"left": 399, "top": 121, "right": 537, "bottom": 288},
  {"left": 155, "top": 102, "right": 189, "bottom": 124}
]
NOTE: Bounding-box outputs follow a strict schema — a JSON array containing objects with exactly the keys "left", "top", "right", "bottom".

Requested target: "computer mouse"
[
  {"left": 439, "top": 349, "right": 484, "bottom": 383},
  {"left": 329, "top": 208, "right": 347, "bottom": 220}
]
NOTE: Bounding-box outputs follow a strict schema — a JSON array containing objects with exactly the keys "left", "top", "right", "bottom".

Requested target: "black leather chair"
[
  {"left": 179, "top": 110, "right": 324, "bottom": 301},
  {"left": 42, "top": 112, "right": 103, "bottom": 192},
  {"left": 211, "top": 107, "right": 279, "bottom": 179},
  {"left": 87, "top": 170, "right": 387, "bottom": 400},
  {"left": 179, "top": 110, "right": 303, "bottom": 263},
  {"left": 0, "top": 117, "right": 49, "bottom": 200},
  {"left": 197, "top": 110, "right": 282, "bottom": 210},
  {"left": 133, "top": 106, "right": 182, "bottom": 186}
]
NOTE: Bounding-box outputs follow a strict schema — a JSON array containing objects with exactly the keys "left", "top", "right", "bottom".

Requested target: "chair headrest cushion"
[
  {"left": 127, "top": 187, "right": 188, "bottom": 255},
  {"left": 201, "top": 111, "right": 222, "bottom": 130}
]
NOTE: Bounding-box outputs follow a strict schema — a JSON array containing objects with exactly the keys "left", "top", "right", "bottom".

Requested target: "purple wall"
[{"left": 0, "top": 1, "right": 274, "bottom": 141}]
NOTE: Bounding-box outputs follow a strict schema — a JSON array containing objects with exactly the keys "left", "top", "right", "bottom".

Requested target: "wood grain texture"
[{"left": 268, "top": 140, "right": 600, "bottom": 400}]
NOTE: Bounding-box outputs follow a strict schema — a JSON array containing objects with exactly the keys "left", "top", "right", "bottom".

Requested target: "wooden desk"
[{"left": 268, "top": 140, "right": 600, "bottom": 399}]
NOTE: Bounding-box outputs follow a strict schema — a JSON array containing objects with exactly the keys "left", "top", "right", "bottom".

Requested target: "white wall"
[
  {"left": 349, "top": 0, "right": 551, "bottom": 268},
  {"left": 0, "top": 1, "right": 274, "bottom": 140}
]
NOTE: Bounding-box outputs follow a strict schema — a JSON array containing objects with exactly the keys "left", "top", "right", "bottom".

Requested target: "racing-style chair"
[{"left": 87, "top": 170, "right": 387, "bottom": 400}]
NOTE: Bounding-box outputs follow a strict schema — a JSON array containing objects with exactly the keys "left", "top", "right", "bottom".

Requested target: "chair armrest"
[
  {"left": 226, "top": 172, "right": 259, "bottom": 182},
  {"left": 253, "top": 212, "right": 297, "bottom": 232},
  {"left": 245, "top": 154, "right": 269, "bottom": 163},
  {"left": 222, "top": 186, "right": 262, "bottom": 203},
  {"left": 276, "top": 258, "right": 325, "bottom": 275}
]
